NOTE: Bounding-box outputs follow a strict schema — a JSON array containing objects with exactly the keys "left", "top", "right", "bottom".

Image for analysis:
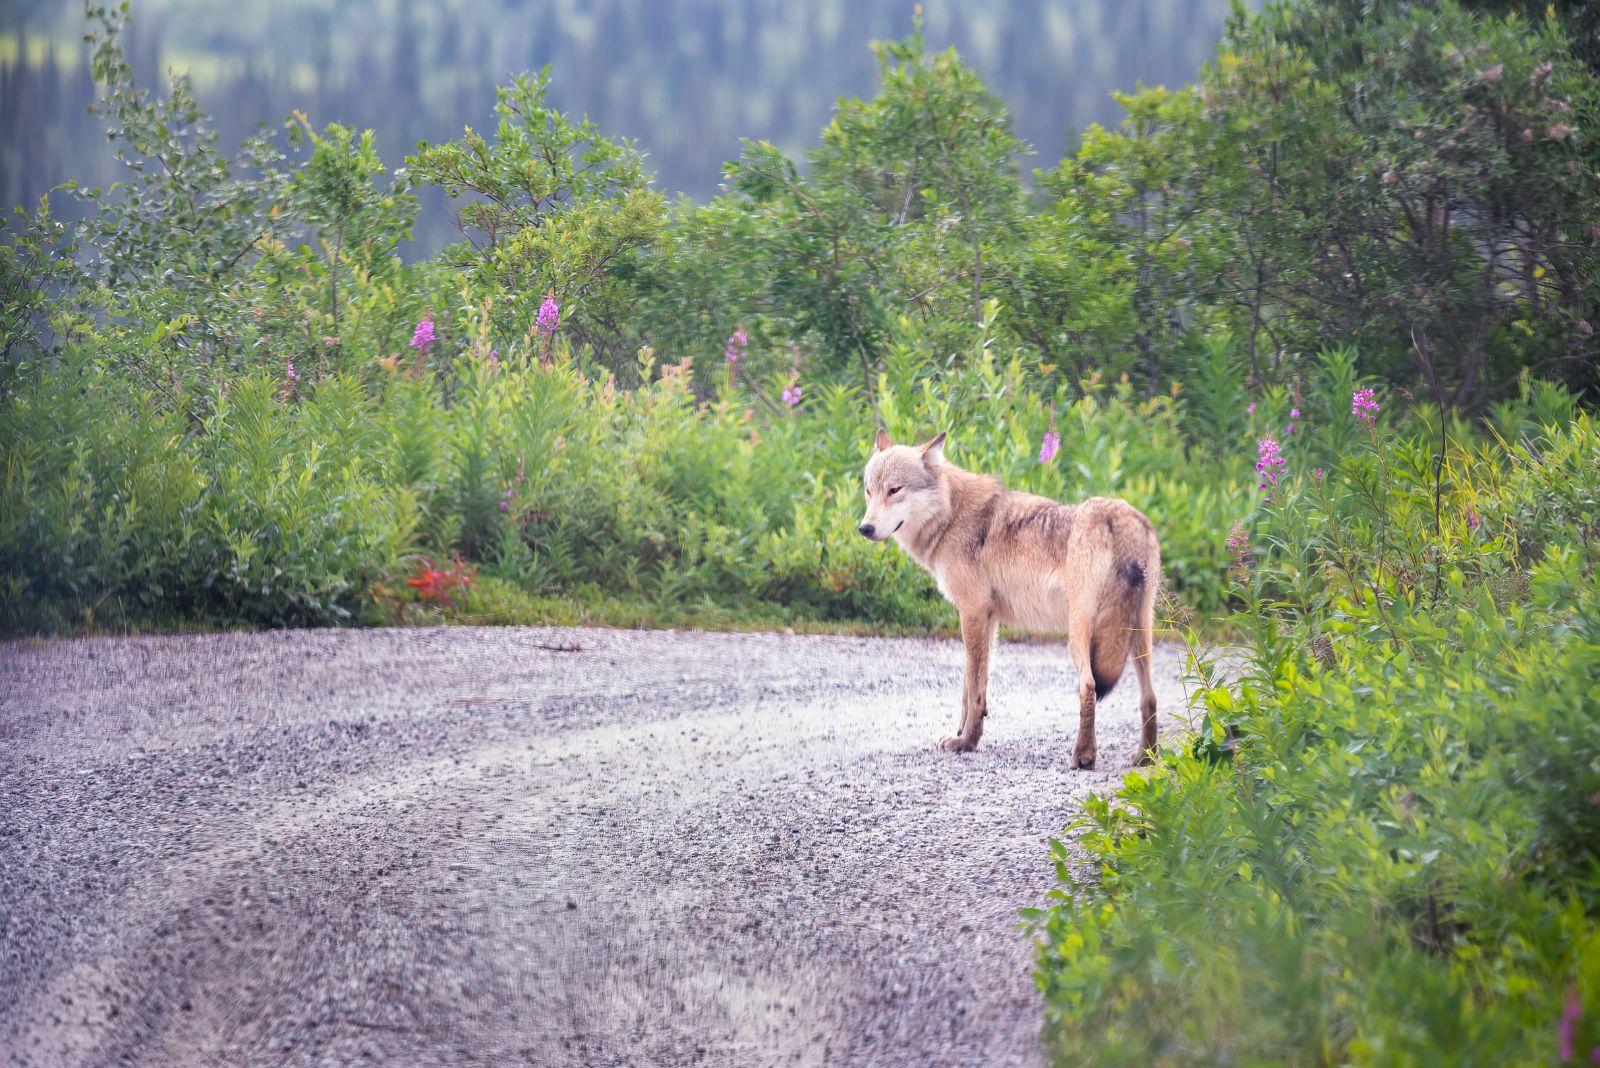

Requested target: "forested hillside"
[{"left": 2, "top": 0, "right": 1252, "bottom": 250}]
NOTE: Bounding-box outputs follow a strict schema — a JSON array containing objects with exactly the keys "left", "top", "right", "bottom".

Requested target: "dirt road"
[{"left": 1, "top": 627, "right": 1188, "bottom": 1067}]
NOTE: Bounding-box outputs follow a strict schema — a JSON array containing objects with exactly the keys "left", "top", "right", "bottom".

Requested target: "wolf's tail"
[
  {"left": 1091, "top": 535, "right": 1159, "bottom": 699},
  {"left": 1090, "top": 630, "right": 1131, "bottom": 700}
]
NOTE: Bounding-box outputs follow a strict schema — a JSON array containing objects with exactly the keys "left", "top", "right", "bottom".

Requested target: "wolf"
[{"left": 859, "top": 428, "right": 1160, "bottom": 769}]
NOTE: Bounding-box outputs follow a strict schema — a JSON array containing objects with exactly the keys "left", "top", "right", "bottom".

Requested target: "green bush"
[
  {"left": 0, "top": 350, "right": 203, "bottom": 632},
  {"left": 1030, "top": 408, "right": 1600, "bottom": 1066}
]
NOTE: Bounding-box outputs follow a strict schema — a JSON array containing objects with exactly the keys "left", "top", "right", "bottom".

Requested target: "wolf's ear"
[
  {"left": 874, "top": 427, "right": 893, "bottom": 452},
  {"left": 919, "top": 431, "right": 947, "bottom": 468}
]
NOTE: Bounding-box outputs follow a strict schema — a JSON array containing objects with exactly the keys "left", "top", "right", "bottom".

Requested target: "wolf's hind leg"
[
  {"left": 941, "top": 610, "right": 996, "bottom": 752},
  {"left": 1068, "top": 625, "right": 1097, "bottom": 770},
  {"left": 1131, "top": 629, "right": 1158, "bottom": 766},
  {"left": 1131, "top": 547, "right": 1161, "bottom": 766}
]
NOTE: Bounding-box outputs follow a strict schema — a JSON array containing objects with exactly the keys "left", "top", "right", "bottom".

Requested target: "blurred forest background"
[{"left": 1, "top": 0, "right": 1253, "bottom": 250}]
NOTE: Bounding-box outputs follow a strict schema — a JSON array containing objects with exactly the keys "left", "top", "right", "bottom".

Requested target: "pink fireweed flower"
[
  {"left": 1352, "top": 388, "right": 1380, "bottom": 426},
  {"left": 500, "top": 454, "right": 526, "bottom": 512},
  {"left": 781, "top": 381, "right": 802, "bottom": 407},
  {"left": 1290, "top": 407, "right": 1301, "bottom": 418},
  {"left": 410, "top": 315, "right": 435, "bottom": 353},
  {"left": 1227, "top": 523, "right": 1252, "bottom": 579},
  {"left": 537, "top": 292, "right": 560, "bottom": 333},
  {"left": 1313, "top": 467, "right": 1325, "bottom": 486},
  {"left": 1256, "top": 437, "right": 1286, "bottom": 489},
  {"left": 1559, "top": 989, "right": 1581, "bottom": 1061},
  {"left": 725, "top": 328, "right": 748, "bottom": 364},
  {"left": 1038, "top": 430, "right": 1061, "bottom": 465},
  {"left": 1247, "top": 402, "right": 1256, "bottom": 415},
  {"left": 285, "top": 358, "right": 299, "bottom": 382}
]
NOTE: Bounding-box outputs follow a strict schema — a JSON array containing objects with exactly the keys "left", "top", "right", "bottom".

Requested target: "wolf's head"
[{"left": 859, "top": 428, "right": 950, "bottom": 543}]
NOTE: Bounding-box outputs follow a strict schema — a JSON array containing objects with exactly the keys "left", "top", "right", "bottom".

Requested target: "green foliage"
[
  {"left": 0, "top": 200, "right": 77, "bottom": 364},
  {"left": 71, "top": 4, "right": 295, "bottom": 368},
  {"left": 0, "top": 350, "right": 203, "bottom": 631},
  {"left": 1031, "top": 405, "right": 1600, "bottom": 1065},
  {"left": 0, "top": 354, "right": 415, "bottom": 630},
  {"left": 4, "top": 0, "right": 1600, "bottom": 642},
  {"left": 1207, "top": 0, "right": 1600, "bottom": 404},
  {"left": 405, "top": 70, "right": 666, "bottom": 372},
  {"left": 721, "top": 18, "right": 1028, "bottom": 390}
]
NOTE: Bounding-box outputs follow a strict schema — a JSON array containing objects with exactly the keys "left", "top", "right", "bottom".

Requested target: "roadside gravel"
[{"left": 0, "top": 626, "right": 1190, "bottom": 1067}]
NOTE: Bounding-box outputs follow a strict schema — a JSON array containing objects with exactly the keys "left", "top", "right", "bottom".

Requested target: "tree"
[
  {"left": 723, "top": 18, "right": 1028, "bottom": 392},
  {"left": 406, "top": 70, "right": 665, "bottom": 371},
  {"left": 1207, "top": 0, "right": 1600, "bottom": 405}
]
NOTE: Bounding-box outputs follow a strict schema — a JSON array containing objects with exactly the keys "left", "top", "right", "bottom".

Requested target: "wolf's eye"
[{"left": 887, "top": 485, "right": 903, "bottom": 496}]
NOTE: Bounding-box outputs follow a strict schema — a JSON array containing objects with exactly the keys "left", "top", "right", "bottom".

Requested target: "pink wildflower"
[
  {"left": 725, "top": 328, "right": 748, "bottom": 364},
  {"left": 537, "top": 292, "right": 560, "bottom": 333},
  {"left": 1352, "top": 388, "right": 1380, "bottom": 427},
  {"left": 1560, "top": 989, "right": 1581, "bottom": 1061},
  {"left": 1227, "top": 523, "right": 1252, "bottom": 579},
  {"left": 285, "top": 358, "right": 299, "bottom": 382},
  {"left": 1038, "top": 430, "right": 1061, "bottom": 465},
  {"left": 781, "top": 381, "right": 802, "bottom": 407},
  {"left": 410, "top": 315, "right": 435, "bottom": 353},
  {"left": 1256, "top": 437, "right": 1286, "bottom": 490}
]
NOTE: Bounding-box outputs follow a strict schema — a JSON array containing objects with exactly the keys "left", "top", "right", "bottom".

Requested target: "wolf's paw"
[
  {"left": 1073, "top": 745, "right": 1097, "bottom": 770},
  {"left": 939, "top": 734, "right": 978, "bottom": 753},
  {"left": 1133, "top": 749, "right": 1155, "bottom": 768}
]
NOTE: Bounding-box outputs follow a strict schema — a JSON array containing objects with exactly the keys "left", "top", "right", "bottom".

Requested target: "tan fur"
[{"left": 860, "top": 429, "right": 1160, "bottom": 769}]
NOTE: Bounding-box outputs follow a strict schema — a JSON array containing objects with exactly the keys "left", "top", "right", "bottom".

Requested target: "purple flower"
[
  {"left": 1560, "top": 990, "right": 1581, "bottom": 1061},
  {"left": 781, "top": 381, "right": 802, "bottom": 407},
  {"left": 725, "top": 328, "right": 748, "bottom": 364},
  {"left": 1256, "top": 437, "right": 1286, "bottom": 490},
  {"left": 1352, "top": 388, "right": 1380, "bottom": 427},
  {"left": 1290, "top": 407, "right": 1301, "bottom": 418},
  {"left": 1285, "top": 422, "right": 1296, "bottom": 435},
  {"left": 1313, "top": 467, "right": 1325, "bottom": 485},
  {"left": 285, "top": 358, "right": 299, "bottom": 382},
  {"left": 537, "top": 292, "right": 560, "bottom": 334},
  {"left": 410, "top": 315, "right": 435, "bottom": 353},
  {"left": 1227, "top": 523, "right": 1252, "bottom": 578},
  {"left": 1038, "top": 430, "right": 1061, "bottom": 465},
  {"left": 1466, "top": 507, "right": 1479, "bottom": 529},
  {"left": 1247, "top": 402, "right": 1256, "bottom": 416},
  {"left": 488, "top": 348, "right": 500, "bottom": 370}
]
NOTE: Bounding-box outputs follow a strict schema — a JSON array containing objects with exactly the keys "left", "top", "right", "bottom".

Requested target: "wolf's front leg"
[{"left": 941, "top": 610, "right": 997, "bottom": 752}]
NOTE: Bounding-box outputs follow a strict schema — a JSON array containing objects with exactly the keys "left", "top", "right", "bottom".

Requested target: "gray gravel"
[{"left": 0, "top": 626, "right": 1190, "bottom": 1067}]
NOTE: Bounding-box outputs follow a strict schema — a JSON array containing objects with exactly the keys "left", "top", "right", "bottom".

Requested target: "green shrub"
[
  {"left": 1031, "top": 408, "right": 1600, "bottom": 1066},
  {"left": 0, "top": 350, "right": 203, "bottom": 631}
]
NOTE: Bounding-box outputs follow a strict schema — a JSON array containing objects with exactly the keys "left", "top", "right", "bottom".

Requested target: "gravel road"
[{"left": 1, "top": 626, "right": 1189, "bottom": 1067}]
